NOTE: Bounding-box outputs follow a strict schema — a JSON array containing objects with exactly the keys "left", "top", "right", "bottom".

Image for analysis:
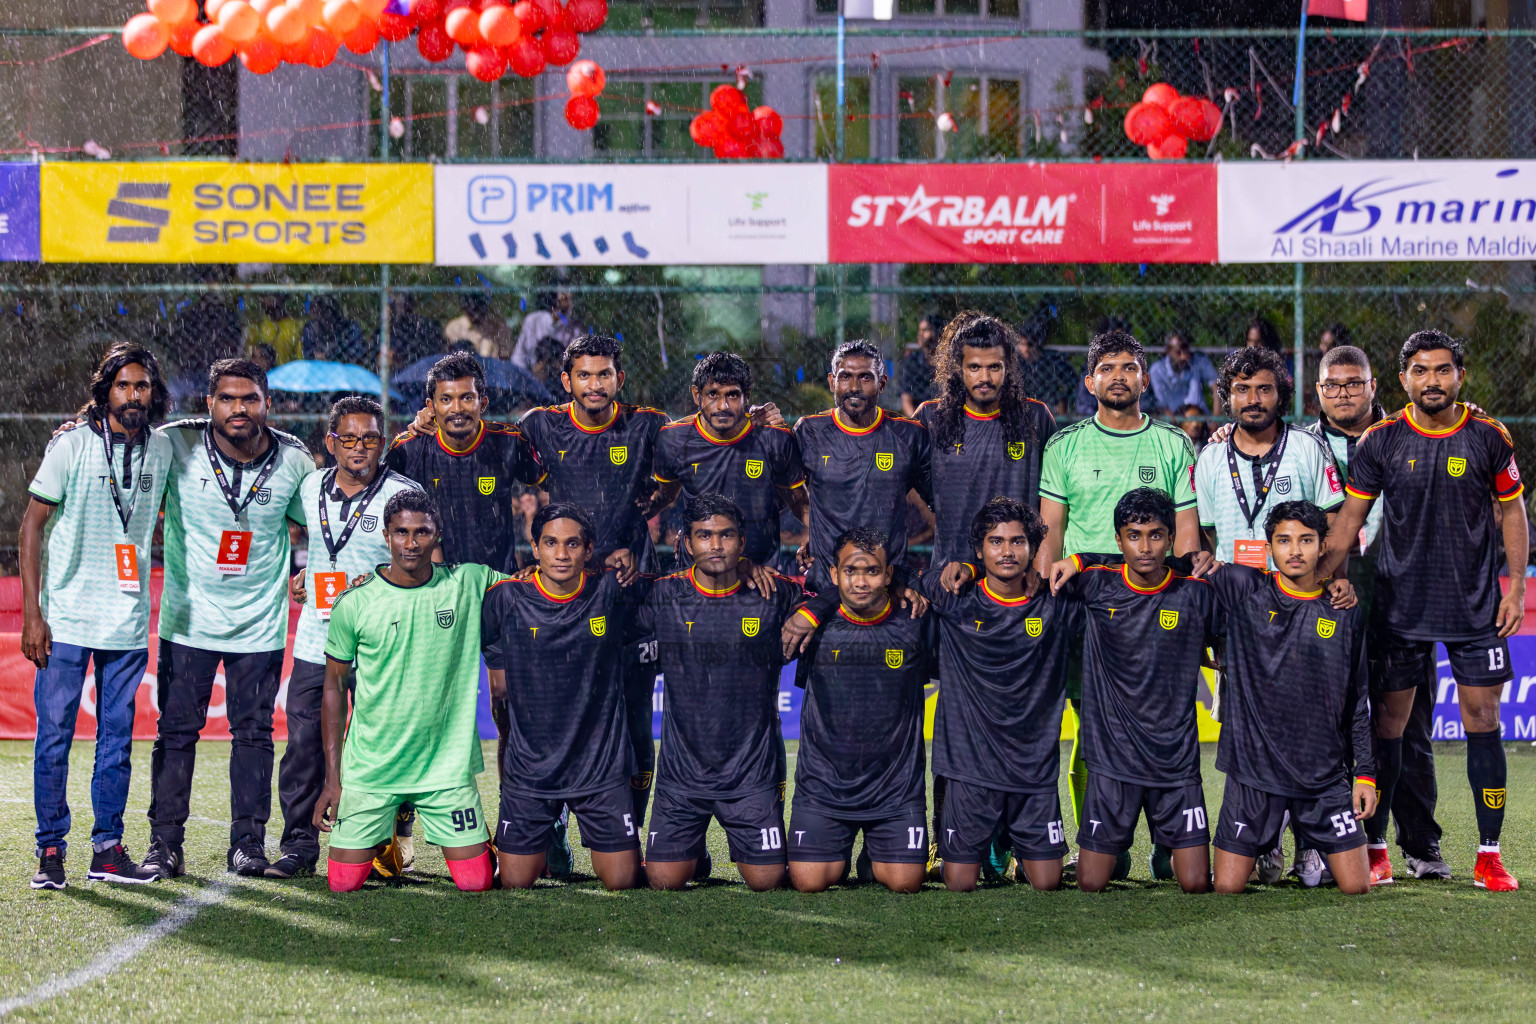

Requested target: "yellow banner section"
[{"left": 42, "top": 163, "right": 432, "bottom": 264}]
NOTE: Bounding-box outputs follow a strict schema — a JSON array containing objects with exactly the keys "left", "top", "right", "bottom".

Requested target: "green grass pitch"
[{"left": 1, "top": 740, "right": 1533, "bottom": 1022}]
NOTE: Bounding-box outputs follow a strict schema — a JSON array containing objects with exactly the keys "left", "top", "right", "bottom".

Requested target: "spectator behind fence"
[
  {"left": 447, "top": 293, "right": 515, "bottom": 361},
  {"left": 173, "top": 293, "right": 243, "bottom": 376},
  {"left": 1013, "top": 322, "right": 1078, "bottom": 413},
  {"left": 245, "top": 295, "right": 302, "bottom": 366},
  {"left": 899, "top": 312, "right": 944, "bottom": 417},
  {"left": 1176, "top": 403, "right": 1210, "bottom": 453},
  {"left": 532, "top": 336, "right": 566, "bottom": 399},
  {"left": 512, "top": 290, "right": 581, "bottom": 369},
  {"left": 302, "top": 296, "right": 372, "bottom": 366},
  {"left": 249, "top": 343, "right": 277, "bottom": 372},
  {"left": 1149, "top": 330, "right": 1218, "bottom": 416},
  {"left": 382, "top": 293, "right": 445, "bottom": 369}
]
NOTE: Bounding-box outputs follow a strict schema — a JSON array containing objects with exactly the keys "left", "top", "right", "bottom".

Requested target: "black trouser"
[
  {"left": 276, "top": 658, "right": 328, "bottom": 861},
  {"left": 148, "top": 640, "right": 284, "bottom": 849}
]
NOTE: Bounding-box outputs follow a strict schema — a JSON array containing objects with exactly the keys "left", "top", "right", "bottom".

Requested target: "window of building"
[
  {"left": 813, "top": 75, "right": 871, "bottom": 160},
  {"left": 593, "top": 79, "right": 766, "bottom": 159},
  {"left": 814, "top": 0, "right": 1020, "bottom": 16},
  {"left": 897, "top": 74, "right": 1024, "bottom": 159},
  {"left": 370, "top": 75, "right": 535, "bottom": 158}
]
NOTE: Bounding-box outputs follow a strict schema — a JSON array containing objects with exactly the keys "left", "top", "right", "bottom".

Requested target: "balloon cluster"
[
  {"left": 564, "top": 59, "right": 604, "bottom": 130},
  {"left": 122, "top": 0, "right": 608, "bottom": 90},
  {"left": 688, "top": 86, "right": 784, "bottom": 159},
  {"left": 1122, "top": 83, "right": 1221, "bottom": 160}
]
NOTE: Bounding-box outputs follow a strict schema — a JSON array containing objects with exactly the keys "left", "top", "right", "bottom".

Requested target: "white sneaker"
[{"left": 1290, "top": 848, "right": 1326, "bottom": 888}]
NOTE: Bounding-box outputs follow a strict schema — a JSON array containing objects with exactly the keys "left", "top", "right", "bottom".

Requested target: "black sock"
[
  {"left": 1465, "top": 729, "right": 1507, "bottom": 847},
  {"left": 1366, "top": 735, "right": 1403, "bottom": 844}
]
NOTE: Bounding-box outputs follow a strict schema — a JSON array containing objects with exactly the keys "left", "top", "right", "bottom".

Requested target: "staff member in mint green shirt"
[
  {"left": 141, "top": 359, "right": 314, "bottom": 881},
  {"left": 20, "top": 345, "right": 173, "bottom": 891}
]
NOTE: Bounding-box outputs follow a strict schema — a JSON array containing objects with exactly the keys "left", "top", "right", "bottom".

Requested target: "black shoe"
[
  {"left": 855, "top": 844, "right": 874, "bottom": 885},
  {"left": 692, "top": 850, "right": 714, "bottom": 882},
  {"left": 228, "top": 838, "right": 271, "bottom": 877},
  {"left": 31, "top": 847, "right": 66, "bottom": 890},
  {"left": 141, "top": 838, "right": 184, "bottom": 880},
  {"left": 88, "top": 843, "right": 158, "bottom": 884},
  {"left": 264, "top": 853, "right": 316, "bottom": 879}
]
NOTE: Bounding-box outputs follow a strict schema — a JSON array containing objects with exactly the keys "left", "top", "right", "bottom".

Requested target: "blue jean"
[{"left": 33, "top": 642, "right": 148, "bottom": 857}]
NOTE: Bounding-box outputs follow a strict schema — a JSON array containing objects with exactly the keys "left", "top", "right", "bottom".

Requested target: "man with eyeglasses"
[{"left": 270, "top": 396, "right": 422, "bottom": 880}]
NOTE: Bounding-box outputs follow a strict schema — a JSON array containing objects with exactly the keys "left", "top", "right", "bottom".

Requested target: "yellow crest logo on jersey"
[
  {"left": 1007, "top": 441, "right": 1026, "bottom": 461},
  {"left": 875, "top": 452, "right": 894, "bottom": 471},
  {"left": 1025, "top": 617, "right": 1043, "bottom": 637},
  {"left": 1316, "top": 617, "right": 1336, "bottom": 639},
  {"left": 609, "top": 446, "right": 628, "bottom": 466},
  {"left": 744, "top": 459, "right": 764, "bottom": 479},
  {"left": 477, "top": 476, "right": 496, "bottom": 495},
  {"left": 1160, "top": 609, "right": 1179, "bottom": 631},
  {"left": 589, "top": 616, "right": 607, "bottom": 637},
  {"left": 741, "top": 617, "right": 760, "bottom": 637},
  {"left": 884, "top": 649, "right": 904, "bottom": 668},
  {"left": 1484, "top": 787, "right": 1506, "bottom": 810},
  {"left": 1447, "top": 456, "right": 1467, "bottom": 477}
]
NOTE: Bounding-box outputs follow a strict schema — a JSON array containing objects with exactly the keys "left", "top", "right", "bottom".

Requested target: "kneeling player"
[
  {"left": 482, "top": 502, "right": 644, "bottom": 890},
  {"left": 1208, "top": 501, "right": 1377, "bottom": 895},
  {"left": 785, "top": 527, "right": 934, "bottom": 894},
  {"left": 314, "top": 491, "right": 501, "bottom": 893},
  {"left": 639, "top": 494, "right": 802, "bottom": 891},
  {"left": 1050, "top": 487, "right": 1216, "bottom": 894}
]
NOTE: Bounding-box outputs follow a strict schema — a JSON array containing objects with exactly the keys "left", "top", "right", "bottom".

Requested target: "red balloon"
[
  {"left": 1141, "top": 83, "right": 1179, "bottom": 110},
  {"left": 506, "top": 36, "right": 544, "bottom": 77},
  {"left": 564, "top": 0, "right": 606, "bottom": 32},
  {"left": 445, "top": 5, "right": 481, "bottom": 45},
  {"left": 727, "top": 109, "right": 753, "bottom": 140},
  {"left": 417, "top": 22, "right": 454, "bottom": 61},
  {"left": 480, "top": 4, "right": 520, "bottom": 45},
  {"left": 123, "top": 14, "right": 172, "bottom": 60},
  {"left": 565, "top": 94, "right": 599, "bottom": 131},
  {"left": 411, "top": 0, "right": 445, "bottom": 20},
  {"left": 239, "top": 35, "right": 282, "bottom": 73},
  {"left": 512, "top": 0, "right": 544, "bottom": 31},
  {"left": 341, "top": 17, "right": 380, "bottom": 53},
  {"left": 1147, "top": 133, "right": 1188, "bottom": 160},
  {"left": 713, "top": 136, "right": 746, "bottom": 159},
  {"left": 533, "top": 0, "right": 566, "bottom": 30},
  {"left": 566, "top": 59, "right": 605, "bottom": 97},
  {"left": 759, "top": 135, "right": 785, "bottom": 159},
  {"left": 1123, "top": 101, "right": 1172, "bottom": 147},
  {"left": 689, "top": 111, "right": 724, "bottom": 148},
  {"left": 710, "top": 84, "right": 748, "bottom": 115},
  {"left": 1192, "top": 98, "right": 1223, "bottom": 142},
  {"left": 305, "top": 27, "right": 341, "bottom": 66},
  {"left": 168, "top": 19, "right": 200, "bottom": 57},
  {"left": 540, "top": 28, "right": 578, "bottom": 65},
  {"left": 378, "top": 10, "right": 413, "bottom": 39},
  {"left": 466, "top": 44, "right": 506, "bottom": 80},
  {"left": 192, "top": 23, "right": 236, "bottom": 66},
  {"left": 752, "top": 105, "right": 783, "bottom": 138}
]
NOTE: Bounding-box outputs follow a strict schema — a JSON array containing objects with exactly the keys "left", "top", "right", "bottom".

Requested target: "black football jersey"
[
  {"left": 1064, "top": 558, "right": 1218, "bottom": 786},
  {"left": 915, "top": 398, "right": 1058, "bottom": 569},
  {"left": 1347, "top": 405, "right": 1523, "bottom": 641},
  {"left": 518, "top": 402, "right": 670, "bottom": 571},
  {"left": 481, "top": 569, "right": 643, "bottom": 798},
  {"left": 793, "top": 408, "right": 932, "bottom": 592},
  {"left": 791, "top": 600, "right": 935, "bottom": 816},
  {"left": 1209, "top": 564, "right": 1374, "bottom": 797},
  {"left": 652, "top": 415, "right": 806, "bottom": 565},
  {"left": 634, "top": 568, "right": 802, "bottom": 799},
  {"left": 385, "top": 422, "right": 544, "bottom": 573}
]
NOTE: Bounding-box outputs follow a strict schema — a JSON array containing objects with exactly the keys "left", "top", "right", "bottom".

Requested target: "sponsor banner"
[
  {"left": 828, "top": 163, "right": 1217, "bottom": 264},
  {"left": 41, "top": 162, "right": 432, "bottom": 263},
  {"left": 1219, "top": 160, "right": 1536, "bottom": 262},
  {"left": 435, "top": 164, "right": 828, "bottom": 266},
  {"left": 0, "top": 164, "right": 40, "bottom": 261}
]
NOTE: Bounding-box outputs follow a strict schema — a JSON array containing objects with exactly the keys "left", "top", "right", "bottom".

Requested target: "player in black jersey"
[
  {"left": 786, "top": 527, "right": 935, "bottom": 894},
  {"left": 1048, "top": 488, "right": 1216, "bottom": 894},
  {"left": 1322, "top": 330, "right": 1527, "bottom": 891},
  {"left": 481, "top": 502, "right": 644, "bottom": 891},
  {"left": 647, "top": 353, "right": 808, "bottom": 569},
  {"left": 1209, "top": 501, "right": 1376, "bottom": 896},
  {"left": 637, "top": 494, "right": 803, "bottom": 891},
  {"left": 794, "top": 340, "right": 933, "bottom": 597}
]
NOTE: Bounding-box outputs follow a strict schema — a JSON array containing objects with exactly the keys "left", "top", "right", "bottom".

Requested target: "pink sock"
[
  {"left": 447, "top": 850, "right": 494, "bottom": 892},
  {"left": 327, "top": 858, "right": 372, "bottom": 892}
]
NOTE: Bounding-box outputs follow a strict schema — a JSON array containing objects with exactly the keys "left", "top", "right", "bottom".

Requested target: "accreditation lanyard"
[
  {"left": 100, "top": 418, "right": 144, "bottom": 533},
  {"left": 316, "top": 467, "right": 388, "bottom": 567},
  {"left": 1226, "top": 424, "right": 1288, "bottom": 531},
  {"left": 203, "top": 427, "right": 281, "bottom": 527}
]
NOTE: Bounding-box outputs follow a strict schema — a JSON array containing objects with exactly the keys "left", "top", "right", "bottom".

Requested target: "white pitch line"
[{"left": 0, "top": 880, "right": 233, "bottom": 1017}]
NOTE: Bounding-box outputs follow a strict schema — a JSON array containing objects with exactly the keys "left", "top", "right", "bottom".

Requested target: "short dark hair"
[
  {"left": 1113, "top": 487, "right": 1177, "bottom": 535},
  {"left": 327, "top": 395, "right": 383, "bottom": 434},
  {"left": 1246, "top": 316, "right": 1282, "bottom": 352},
  {"left": 1323, "top": 321, "right": 1352, "bottom": 347},
  {"left": 425, "top": 351, "right": 484, "bottom": 401},
  {"left": 1319, "top": 344, "right": 1372, "bottom": 376},
  {"left": 683, "top": 492, "right": 744, "bottom": 534},
  {"left": 829, "top": 339, "right": 885, "bottom": 375},
  {"left": 691, "top": 351, "right": 751, "bottom": 395},
  {"left": 1264, "top": 499, "right": 1329, "bottom": 542},
  {"left": 90, "top": 344, "right": 168, "bottom": 426},
  {"left": 1217, "top": 345, "right": 1294, "bottom": 413},
  {"left": 562, "top": 333, "right": 623, "bottom": 376},
  {"left": 832, "top": 525, "right": 887, "bottom": 564},
  {"left": 532, "top": 500, "right": 595, "bottom": 546},
  {"left": 969, "top": 496, "right": 1047, "bottom": 556},
  {"left": 206, "top": 358, "right": 267, "bottom": 398},
  {"left": 1085, "top": 329, "right": 1146, "bottom": 374},
  {"left": 383, "top": 489, "right": 441, "bottom": 532},
  {"left": 1399, "top": 329, "right": 1464, "bottom": 372}
]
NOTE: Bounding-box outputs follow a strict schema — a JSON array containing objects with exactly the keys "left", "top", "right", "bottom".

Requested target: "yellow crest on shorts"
[
  {"left": 1160, "top": 609, "right": 1179, "bottom": 631},
  {"left": 1316, "top": 617, "right": 1336, "bottom": 639},
  {"left": 884, "top": 648, "right": 904, "bottom": 669},
  {"left": 609, "top": 446, "right": 628, "bottom": 466},
  {"left": 589, "top": 616, "right": 607, "bottom": 637},
  {"left": 477, "top": 476, "right": 496, "bottom": 495},
  {"left": 1447, "top": 456, "right": 1467, "bottom": 477},
  {"left": 1025, "top": 617, "right": 1043, "bottom": 637},
  {"left": 744, "top": 459, "right": 764, "bottom": 479},
  {"left": 875, "top": 452, "right": 894, "bottom": 471},
  {"left": 1007, "top": 441, "right": 1026, "bottom": 461},
  {"left": 741, "top": 617, "right": 760, "bottom": 637},
  {"left": 1484, "top": 787, "right": 1506, "bottom": 810}
]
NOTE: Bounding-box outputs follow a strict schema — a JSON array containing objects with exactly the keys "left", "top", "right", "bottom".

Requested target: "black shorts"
[
  {"left": 787, "top": 804, "right": 928, "bottom": 864},
  {"left": 496, "top": 782, "right": 640, "bottom": 855},
  {"left": 646, "top": 785, "right": 786, "bottom": 866},
  {"left": 938, "top": 778, "right": 1067, "bottom": 862},
  {"left": 1213, "top": 777, "right": 1366, "bottom": 857},
  {"left": 1370, "top": 628, "right": 1512, "bottom": 692},
  {"left": 1076, "top": 775, "right": 1209, "bottom": 855}
]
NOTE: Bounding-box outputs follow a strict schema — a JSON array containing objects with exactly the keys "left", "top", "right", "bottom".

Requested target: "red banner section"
[{"left": 828, "top": 163, "right": 1218, "bottom": 264}]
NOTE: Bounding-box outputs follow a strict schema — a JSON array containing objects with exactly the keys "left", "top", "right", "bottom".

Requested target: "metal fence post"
[
  {"left": 1291, "top": 23, "right": 1306, "bottom": 420},
  {"left": 378, "top": 40, "right": 394, "bottom": 423}
]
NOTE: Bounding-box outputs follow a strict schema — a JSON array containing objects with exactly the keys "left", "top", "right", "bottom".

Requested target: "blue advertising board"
[{"left": 0, "top": 164, "right": 40, "bottom": 261}]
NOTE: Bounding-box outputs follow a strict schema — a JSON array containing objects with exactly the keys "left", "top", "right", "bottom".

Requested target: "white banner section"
[
  {"left": 435, "top": 164, "right": 828, "bottom": 266},
  {"left": 1219, "top": 161, "right": 1536, "bottom": 262}
]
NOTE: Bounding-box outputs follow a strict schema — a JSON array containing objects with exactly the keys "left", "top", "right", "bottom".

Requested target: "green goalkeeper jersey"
[{"left": 324, "top": 561, "right": 507, "bottom": 794}]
